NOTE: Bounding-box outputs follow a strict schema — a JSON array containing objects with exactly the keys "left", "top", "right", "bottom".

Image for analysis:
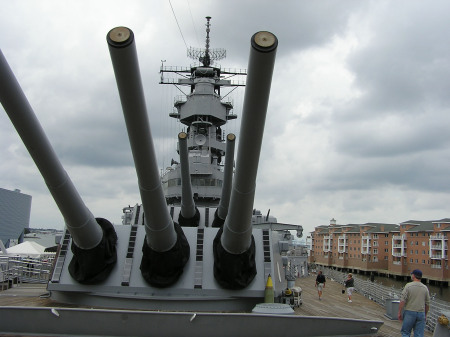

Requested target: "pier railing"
[
  {"left": 322, "top": 267, "right": 450, "bottom": 333},
  {"left": 0, "top": 256, "right": 53, "bottom": 289}
]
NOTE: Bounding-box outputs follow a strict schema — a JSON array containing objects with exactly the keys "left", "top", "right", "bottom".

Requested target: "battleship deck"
[
  {"left": 294, "top": 275, "right": 433, "bottom": 337},
  {"left": 0, "top": 277, "right": 432, "bottom": 337}
]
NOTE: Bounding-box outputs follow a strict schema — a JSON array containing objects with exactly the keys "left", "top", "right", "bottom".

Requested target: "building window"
[
  {"left": 415, "top": 250, "right": 418, "bottom": 254},
  {"left": 384, "top": 256, "right": 388, "bottom": 260},
  {"left": 373, "top": 249, "right": 378, "bottom": 254},
  {"left": 422, "top": 260, "right": 425, "bottom": 264},
  {"left": 385, "top": 248, "right": 388, "bottom": 252},
  {"left": 385, "top": 241, "right": 388, "bottom": 245},
  {"left": 410, "top": 259, "right": 413, "bottom": 262},
  {"left": 415, "top": 259, "right": 418, "bottom": 263},
  {"left": 422, "top": 242, "right": 426, "bottom": 246}
]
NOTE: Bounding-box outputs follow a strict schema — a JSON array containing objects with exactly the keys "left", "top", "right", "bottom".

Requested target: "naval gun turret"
[{"left": 0, "top": 21, "right": 282, "bottom": 308}]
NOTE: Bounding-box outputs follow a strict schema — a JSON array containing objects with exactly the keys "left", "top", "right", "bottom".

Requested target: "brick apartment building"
[{"left": 309, "top": 218, "right": 450, "bottom": 284}]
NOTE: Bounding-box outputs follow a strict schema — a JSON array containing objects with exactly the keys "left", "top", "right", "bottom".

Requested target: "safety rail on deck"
[
  {"left": 320, "top": 267, "right": 450, "bottom": 333},
  {"left": 0, "top": 256, "right": 54, "bottom": 289}
]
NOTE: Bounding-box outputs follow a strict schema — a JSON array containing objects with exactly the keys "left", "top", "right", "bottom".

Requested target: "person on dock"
[
  {"left": 344, "top": 273, "right": 355, "bottom": 303},
  {"left": 397, "top": 269, "right": 430, "bottom": 337},
  {"left": 315, "top": 270, "right": 326, "bottom": 300}
]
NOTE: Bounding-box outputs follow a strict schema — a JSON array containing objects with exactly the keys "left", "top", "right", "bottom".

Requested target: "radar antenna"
[{"left": 187, "top": 16, "right": 226, "bottom": 67}]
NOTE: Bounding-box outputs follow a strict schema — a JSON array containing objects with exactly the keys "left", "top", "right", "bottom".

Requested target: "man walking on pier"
[
  {"left": 398, "top": 269, "right": 430, "bottom": 337},
  {"left": 315, "top": 270, "right": 326, "bottom": 300}
]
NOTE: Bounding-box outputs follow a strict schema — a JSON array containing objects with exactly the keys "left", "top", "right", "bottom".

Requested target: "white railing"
[
  {"left": 430, "top": 255, "right": 446, "bottom": 259},
  {"left": 393, "top": 261, "right": 402, "bottom": 265},
  {"left": 431, "top": 264, "right": 442, "bottom": 269},
  {"left": 0, "top": 256, "right": 53, "bottom": 287},
  {"left": 430, "top": 234, "right": 446, "bottom": 240}
]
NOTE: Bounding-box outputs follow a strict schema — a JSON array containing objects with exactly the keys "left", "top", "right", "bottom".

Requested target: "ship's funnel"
[
  {"left": 213, "top": 31, "right": 278, "bottom": 289},
  {"left": 212, "top": 133, "right": 236, "bottom": 227},
  {"left": 0, "top": 50, "right": 117, "bottom": 284},
  {"left": 177, "top": 132, "right": 200, "bottom": 227},
  {"left": 107, "top": 27, "right": 190, "bottom": 287}
]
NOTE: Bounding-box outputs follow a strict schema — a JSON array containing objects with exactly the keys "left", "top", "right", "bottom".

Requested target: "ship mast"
[{"left": 159, "top": 17, "right": 246, "bottom": 207}]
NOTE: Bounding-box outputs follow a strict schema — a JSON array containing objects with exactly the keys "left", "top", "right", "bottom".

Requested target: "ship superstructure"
[{"left": 160, "top": 16, "right": 244, "bottom": 207}]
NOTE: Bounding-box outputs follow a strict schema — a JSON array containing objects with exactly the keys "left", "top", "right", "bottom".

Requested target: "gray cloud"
[{"left": 1, "top": 0, "right": 449, "bottom": 234}]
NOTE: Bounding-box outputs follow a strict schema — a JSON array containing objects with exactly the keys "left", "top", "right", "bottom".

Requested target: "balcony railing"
[
  {"left": 430, "top": 254, "right": 447, "bottom": 260},
  {"left": 392, "top": 252, "right": 403, "bottom": 257},
  {"left": 430, "top": 234, "right": 447, "bottom": 240},
  {"left": 393, "top": 244, "right": 403, "bottom": 248},
  {"left": 393, "top": 261, "right": 401, "bottom": 265},
  {"left": 431, "top": 264, "right": 442, "bottom": 269}
]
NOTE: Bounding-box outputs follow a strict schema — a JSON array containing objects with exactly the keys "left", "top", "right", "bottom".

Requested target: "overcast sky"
[{"left": 1, "top": 0, "right": 449, "bottom": 236}]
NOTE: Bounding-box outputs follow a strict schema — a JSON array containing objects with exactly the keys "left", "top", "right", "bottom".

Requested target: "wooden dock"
[
  {"left": 293, "top": 275, "right": 433, "bottom": 337},
  {"left": 0, "top": 277, "right": 434, "bottom": 337}
]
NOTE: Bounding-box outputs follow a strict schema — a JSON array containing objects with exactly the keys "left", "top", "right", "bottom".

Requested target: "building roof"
[
  {"left": 433, "top": 218, "right": 450, "bottom": 224},
  {"left": 363, "top": 223, "right": 399, "bottom": 233},
  {"left": 400, "top": 220, "right": 435, "bottom": 232}
]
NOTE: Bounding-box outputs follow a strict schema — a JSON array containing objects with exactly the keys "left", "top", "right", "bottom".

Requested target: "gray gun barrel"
[
  {"left": 107, "top": 27, "right": 190, "bottom": 287},
  {"left": 221, "top": 31, "right": 278, "bottom": 254},
  {"left": 177, "top": 132, "right": 200, "bottom": 227},
  {"left": 178, "top": 132, "right": 196, "bottom": 219},
  {"left": 107, "top": 27, "right": 177, "bottom": 252},
  {"left": 213, "top": 32, "right": 278, "bottom": 289},
  {"left": 0, "top": 50, "right": 103, "bottom": 250},
  {"left": 213, "top": 133, "right": 236, "bottom": 226}
]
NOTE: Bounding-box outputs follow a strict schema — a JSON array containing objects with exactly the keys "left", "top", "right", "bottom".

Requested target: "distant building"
[
  {"left": 309, "top": 218, "right": 450, "bottom": 284},
  {"left": 0, "top": 188, "right": 32, "bottom": 247}
]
